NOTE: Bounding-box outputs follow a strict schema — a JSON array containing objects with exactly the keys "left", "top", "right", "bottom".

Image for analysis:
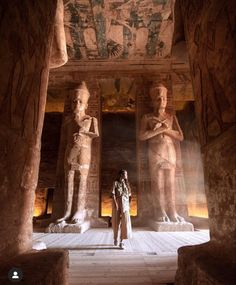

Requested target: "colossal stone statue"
[
  {"left": 56, "top": 82, "right": 99, "bottom": 225},
  {"left": 139, "top": 84, "right": 185, "bottom": 223}
]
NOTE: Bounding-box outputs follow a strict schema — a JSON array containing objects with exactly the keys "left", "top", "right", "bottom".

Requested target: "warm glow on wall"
[
  {"left": 188, "top": 203, "right": 208, "bottom": 218},
  {"left": 33, "top": 188, "right": 47, "bottom": 217},
  {"left": 101, "top": 194, "right": 137, "bottom": 217},
  {"left": 33, "top": 207, "right": 44, "bottom": 217}
]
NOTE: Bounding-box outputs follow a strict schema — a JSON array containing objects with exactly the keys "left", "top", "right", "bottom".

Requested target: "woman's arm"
[
  {"left": 124, "top": 179, "right": 132, "bottom": 202},
  {"left": 111, "top": 182, "right": 118, "bottom": 210}
]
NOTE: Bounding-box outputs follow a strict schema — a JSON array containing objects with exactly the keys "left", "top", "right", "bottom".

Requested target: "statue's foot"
[
  {"left": 169, "top": 213, "right": 185, "bottom": 223},
  {"left": 71, "top": 217, "right": 84, "bottom": 224},
  {"left": 71, "top": 211, "right": 85, "bottom": 224},
  {"left": 157, "top": 213, "right": 170, "bottom": 222},
  {"left": 56, "top": 213, "right": 70, "bottom": 224}
]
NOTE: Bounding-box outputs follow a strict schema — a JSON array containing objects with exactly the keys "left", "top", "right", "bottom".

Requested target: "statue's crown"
[
  {"left": 149, "top": 83, "right": 167, "bottom": 100},
  {"left": 73, "top": 81, "right": 90, "bottom": 98},
  {"left": 75, "top": 81, "right": 88, "bottom": 91}
]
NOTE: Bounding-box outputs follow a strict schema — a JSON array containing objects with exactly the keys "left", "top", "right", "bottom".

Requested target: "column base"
[
  {"left": 46, "top": 220, "right": 91, "bottom": 233},
  {"left": 149, "top": 220, "right": 194, "bottom": 231}
]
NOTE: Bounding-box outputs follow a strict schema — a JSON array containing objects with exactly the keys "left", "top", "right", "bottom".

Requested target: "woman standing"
[{"left": 111, "top": 169, "right": 132, "bottom": 249}]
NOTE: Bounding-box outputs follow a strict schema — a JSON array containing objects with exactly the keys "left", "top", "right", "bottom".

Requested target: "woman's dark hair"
[
  {"left": 116, "top": 169, "right": 127, "bottom": 180},
  {"left": 119, "top": 169, "right": 127, "bottom": 176},
  {"left": 115, "top": 169, "right": 131, "bottom": 194}
]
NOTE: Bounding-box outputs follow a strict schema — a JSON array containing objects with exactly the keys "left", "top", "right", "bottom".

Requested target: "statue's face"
[
  {"left": 152, "top": 87, "right": 167, "bottom": 110},
  {"left": 71, "top": 90, "right": 89, "bottom": 113}
]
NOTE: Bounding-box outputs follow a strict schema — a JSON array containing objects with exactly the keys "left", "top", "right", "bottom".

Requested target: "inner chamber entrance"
[
  {"left": 101, "top": 113, "right": 137, "bottom": 217},
  {"left": 100, "top": 77, "right": 137, "bottom": 217}
]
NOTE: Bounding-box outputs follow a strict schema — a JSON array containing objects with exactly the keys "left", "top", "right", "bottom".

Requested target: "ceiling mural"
[{"left": 64, "top": 0, "right": 175, "bottom": 60}]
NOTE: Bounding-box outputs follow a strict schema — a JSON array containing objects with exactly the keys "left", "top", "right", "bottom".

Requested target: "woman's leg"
[
  {"left": 120, "top": 211, "right": 132, "bottom": 240},
  {"left": 119, "top": 211, "right": 132, "bottom": 249},
  {"left": 112, "top": 203, "right": 120, "bottom": 244}
]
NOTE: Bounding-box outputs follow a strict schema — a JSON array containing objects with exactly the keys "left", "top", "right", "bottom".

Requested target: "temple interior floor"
[{"left": 33, "top": 228, "right": 209, "bottom": 285}]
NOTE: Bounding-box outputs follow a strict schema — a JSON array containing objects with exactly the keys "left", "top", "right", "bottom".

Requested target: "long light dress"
[{"left": 111, "top": 180, "right": 132, "bottom": 241}]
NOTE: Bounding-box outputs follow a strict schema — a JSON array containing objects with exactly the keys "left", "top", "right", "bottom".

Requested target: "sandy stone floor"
[{"left": 33, "top": 228, "right": 209, "bottom": 285}]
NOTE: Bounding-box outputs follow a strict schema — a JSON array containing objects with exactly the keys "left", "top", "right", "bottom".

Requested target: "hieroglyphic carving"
[
  {"left": 180, "top": 0, "right": 236, "bottom": 145},
  {"left": 176, "top": 0, "right": 236, "bottom": 253}
]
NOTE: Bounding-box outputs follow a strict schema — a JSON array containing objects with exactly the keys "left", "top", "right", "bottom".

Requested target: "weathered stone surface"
[
  {"left": 0, "top": 0, "right": 58, "bottom": 261},
  {"left": 175, "top": 242, "right": 236, "bottom": 285},
  {"left": 0, "top": 249, "right": 68, "bottom": 285},
  {"left": 204, "top": 125, "right": 236, "bottom": 243},
  {"left": 174, "top": 0, "right": 236, "bottom": 283},
  {"left": 177, "top": 1, "right": 236, "bottom": 145},
  {"left": 46, "top": 221, "right": 91, "bottom": 234},
  {"left": 175, "top": 0, "right": 236, "bottom": 247},
  {"left": 149, "top": 220, "right": 194, "bottom": 232},
  {"left": 49, "top": 0, "right": 68, "bottom": 68}
]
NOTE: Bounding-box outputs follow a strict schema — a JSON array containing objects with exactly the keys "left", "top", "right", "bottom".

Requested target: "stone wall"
[
  {"left": 34, "top": 188, "right": 48, "bottom": 217},
  {"left": 38, "top": 112, "right": 62, "bottom": 188},
  {"left": 176, "top": 0, "right": 236, "bottom": 246},
  {"left": 0, "top": 0, "right": 57, "bottom": 261},
  {"left": 175, "top": 0, "right": 236, "bottom": 283}
]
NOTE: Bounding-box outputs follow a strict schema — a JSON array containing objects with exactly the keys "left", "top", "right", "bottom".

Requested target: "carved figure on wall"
[
  {"left": 139, "top": 84, "right": 184, "bottom": 222},
  {"left": 57, "top": 82, "right": 99, "bottom": 224}
]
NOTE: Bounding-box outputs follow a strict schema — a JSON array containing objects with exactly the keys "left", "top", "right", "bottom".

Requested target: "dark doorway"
[{"left": 101, "top": 112, "right": 137, "bottom": 217}]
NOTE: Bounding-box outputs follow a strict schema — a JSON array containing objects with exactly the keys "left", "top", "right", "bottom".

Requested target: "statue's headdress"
[
  {"left": 149, "top": 83, "right": 167, "bottom": 101},
  {"left": 73, "top": 81, "right": 90, "bottom": 99}
]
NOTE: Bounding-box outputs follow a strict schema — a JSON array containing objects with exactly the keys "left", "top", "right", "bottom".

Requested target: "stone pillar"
[
  {"left": 0, "top": 0, "right": 58, "bottom": 261},
  {"left": 136, "top": 74, "right": 189, "bottom": 226},
  {"left": 51, "top": 79, "right": 106, "bottom": 232},
  {"left": 175, "top": 0, "right": 236, "bottom": 283}
]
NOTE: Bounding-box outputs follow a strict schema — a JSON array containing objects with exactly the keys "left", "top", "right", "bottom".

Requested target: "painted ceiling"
[{"left": 64, "top": 0, "right": 175, "bottom": 60}]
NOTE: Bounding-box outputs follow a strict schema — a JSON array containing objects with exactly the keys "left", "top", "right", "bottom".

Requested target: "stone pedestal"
[
  {"left": 46, "top": 217, "right": 108, "bottom": 233},
  {"left": 149, "top": 220, "right": 194, "bottom": 232},
  {"left": 175, "top": 242, "right": 236, "bottom": 285},
  {"left": 90, "top": 217, "right": 109, "bottom": 228},
  {"left": 46, "top": 221, "right": 91, "bottom": 233},
  {"left": 0, "top": 250, "right": 68, "bottom": 285}
]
